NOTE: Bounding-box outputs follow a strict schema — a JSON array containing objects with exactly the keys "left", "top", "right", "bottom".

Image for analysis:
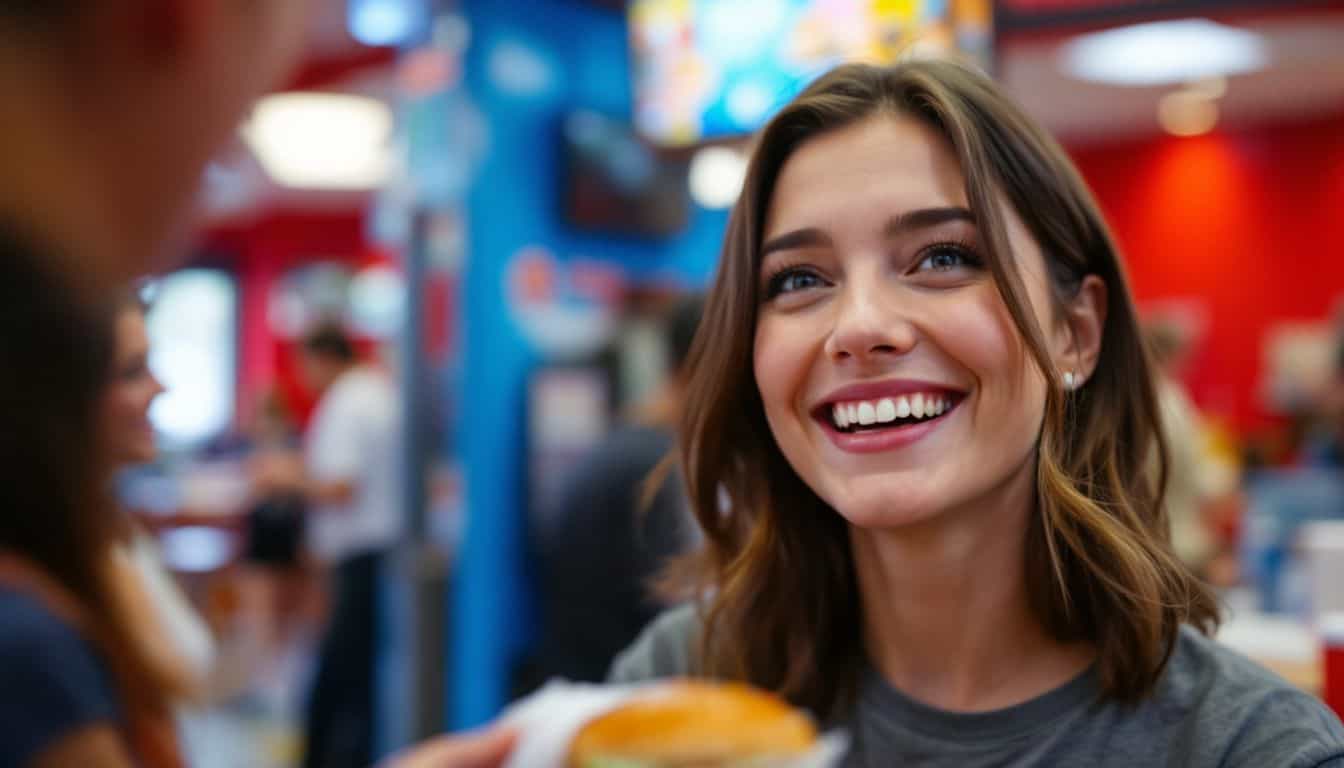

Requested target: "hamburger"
[{"left": 565, "top": 681, "right": 818, "bottom": 767}]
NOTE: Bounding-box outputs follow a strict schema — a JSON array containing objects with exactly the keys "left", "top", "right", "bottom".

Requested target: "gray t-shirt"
[{"left": 609, "top": 605, "right": 1344, "bottom": 767}]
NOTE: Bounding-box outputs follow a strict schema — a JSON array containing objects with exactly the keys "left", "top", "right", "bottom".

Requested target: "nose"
[{"left": 823, "top": 277, "right": 917, "bottom": 364}]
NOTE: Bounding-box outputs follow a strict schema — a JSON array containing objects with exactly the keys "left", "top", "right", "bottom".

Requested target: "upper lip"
[{"left": 812, "top": 379, "right": 967, "bottom": 413}]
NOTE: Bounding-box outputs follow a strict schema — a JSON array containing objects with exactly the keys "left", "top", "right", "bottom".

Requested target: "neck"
[{"left": 851, "top": 453, "right": 1094, "bottom": 712}]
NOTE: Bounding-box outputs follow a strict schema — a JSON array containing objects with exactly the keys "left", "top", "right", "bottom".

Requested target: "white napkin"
[{"left": 500, "top": 680, "right": 850, "bottom": 768}]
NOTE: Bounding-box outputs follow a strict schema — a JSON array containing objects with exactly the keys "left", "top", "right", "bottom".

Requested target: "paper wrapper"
[{"left": 501, "top": 680, "right": 850, "bottom": 768}]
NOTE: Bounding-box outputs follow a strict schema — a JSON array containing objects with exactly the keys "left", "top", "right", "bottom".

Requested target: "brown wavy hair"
[{"left": 668, "top": 59, "right": 1218, "bottom": 720}]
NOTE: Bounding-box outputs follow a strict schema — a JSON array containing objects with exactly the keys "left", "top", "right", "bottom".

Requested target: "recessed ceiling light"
[
  {"left": 1060, "top": 19, "right": 1267, "bottom": 87},
  {"left": 689, "top": 145, "right": 747, "bottom": 210},
  {"left": 242, "top": 92, "right": 392, "bottom": 190}
]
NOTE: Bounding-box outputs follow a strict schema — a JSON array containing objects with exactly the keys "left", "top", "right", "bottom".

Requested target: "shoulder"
[
  {"left": 607, "top": 603, "right": 700, "bottom": 684},
  {"left": 332, "top": 368, "right": 392, "bottom": 406},
  {"left": 0, "top": 589, "right": 119, "bottom": 765},
  {"left": 0, "top": 588, "right": 106, "bottom": 680},
  {"left": 318, "top": 370, "right": 396, "bottom": 428},
  {"left": 1160, "top": 626, "right": 1344, "bottom": 767}
]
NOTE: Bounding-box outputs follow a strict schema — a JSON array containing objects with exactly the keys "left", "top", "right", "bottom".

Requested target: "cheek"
[
  {"left": 952, "top": 289, "right": 1041, "bottom": 400},
  {"left": 111, "top": 388, "right": 147, "bottom": 423},
  {"left": 752, "top": 316, "right": 814, "bottom": 425},
  {"left": 931, "top": 287, "right": 1048, "bottom": 450}
]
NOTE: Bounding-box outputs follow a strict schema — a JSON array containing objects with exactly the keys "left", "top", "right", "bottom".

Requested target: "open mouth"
[{"left": 817, "top": 391, "right": 963, "bottom": 435}]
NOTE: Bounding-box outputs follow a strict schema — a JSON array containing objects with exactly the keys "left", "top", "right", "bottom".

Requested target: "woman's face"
[
  {"left": 103, "top": 308, "right": 164, "bottom": 466},
  {"left": 753, "top": 114, "right": 1074, "bottom": 530}
]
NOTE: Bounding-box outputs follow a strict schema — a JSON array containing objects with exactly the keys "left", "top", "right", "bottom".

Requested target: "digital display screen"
[{"left": 630, "top": 0, "right": 993, "bottom": 146}]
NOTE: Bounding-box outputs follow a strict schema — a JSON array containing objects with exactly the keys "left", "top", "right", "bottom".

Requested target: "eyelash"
[
  {"left": 760, "top": 240, "right": 984, "bottom": 299},
  {"left": 915, "top": 240, "right": 984, "bottom": 272},
  {"left": 762, "top": 261, "right": 826, "bottom": 299}
]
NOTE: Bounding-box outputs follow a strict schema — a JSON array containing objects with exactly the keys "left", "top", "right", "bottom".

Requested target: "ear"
[{"left": 1055, "top": 275, "right": 1107, "bottom": 385}]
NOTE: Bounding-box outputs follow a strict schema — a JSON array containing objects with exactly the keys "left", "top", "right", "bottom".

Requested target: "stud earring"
[{"left": 1063, "top": 371, "right": 1076, "bottom": 390}]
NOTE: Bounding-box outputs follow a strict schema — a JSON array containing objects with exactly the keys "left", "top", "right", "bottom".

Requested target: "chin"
[{"left": 822, "top": 475, "right": 948, "bottom": 531}]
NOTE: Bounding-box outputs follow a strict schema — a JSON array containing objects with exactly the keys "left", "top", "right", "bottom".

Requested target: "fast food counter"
[{"left": 1217, "top": 606, "right": 1325, "bottom": 697}]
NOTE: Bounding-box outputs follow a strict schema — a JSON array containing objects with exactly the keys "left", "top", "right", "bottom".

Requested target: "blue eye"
[
  {"left": 917, "top": 244, "right": 981, "bottom": 273},
  {"left": 765, "top": 268, "right": 825, "bottom": 298}
]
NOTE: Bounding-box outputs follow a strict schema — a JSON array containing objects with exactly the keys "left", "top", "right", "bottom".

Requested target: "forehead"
[{"left": 764, "top": 114, "right": 968, "bottom": 240}]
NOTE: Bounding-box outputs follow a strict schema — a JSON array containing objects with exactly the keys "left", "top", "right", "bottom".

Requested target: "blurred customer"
[
  {"left": 535, "top": 295, "right": 704, "bottom": 683},
  {"left": 255, "top": 324, "right": 402, "bottom": 768},
  {"left": 0, "top": 252, "right": 187, "bottom": 767},
  {"left": 1302, "top": 335, "right": 1344, "bottom": 469},
  {"left": 1145, "top": 318, "right": 1224, "bottom": 572},
  {"left": 0, "top": 3, "right": 308, "bottom": 767},
  {"left": 0, "top": 0, "right": 309, "bottom": 288},
  {"left": 102, "top": 291, "right": 217, "bottom": 698},
  {"left": 238, "top": 389, "right": 311, "bottom": 655}
]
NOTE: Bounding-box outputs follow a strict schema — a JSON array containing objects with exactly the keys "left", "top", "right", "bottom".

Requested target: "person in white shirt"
[{"left": 261, "top": 323, "right": 403, "bottom": 768}]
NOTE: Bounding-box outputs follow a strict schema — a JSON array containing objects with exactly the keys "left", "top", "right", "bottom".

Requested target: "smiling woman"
[{"left": 609, "top": 59, "right": 1344, "bottom": 767}]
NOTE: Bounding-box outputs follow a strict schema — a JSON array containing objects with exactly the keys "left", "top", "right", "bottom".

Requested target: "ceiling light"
[
  {"left": 242, "top": 93, "right": 392, "bottom": 190},
  {"left": 689, "top": 145, "right": 747, "bottom": 209},
  {"left": 1060, "top": 19, "right": 1267, "bottom": 86},
  {"left": 348, "top": 0, "right": 428, "bottom": 47},
  {"left": 1158, "top": 91, "right": 1219, "bottom": 137}
]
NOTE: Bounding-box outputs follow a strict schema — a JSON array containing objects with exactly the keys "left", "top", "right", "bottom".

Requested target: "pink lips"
[{"left": 812, "top": 379, "right": 966, "bottom": 454}]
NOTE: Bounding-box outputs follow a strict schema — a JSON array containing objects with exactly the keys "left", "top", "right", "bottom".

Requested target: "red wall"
[
  {"left": 204, "top": 210, "right": 375, "bottom": 430},
  {"left": 1069, "top": 111, "right": 1344, "bottom": 432},
  {"left": 203, "top": 209, "right": 454, "bottom": 435}
]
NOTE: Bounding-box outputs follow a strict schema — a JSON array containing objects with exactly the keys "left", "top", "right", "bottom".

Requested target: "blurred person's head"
[
  {"left": 300, "top": 323, "right": 357, "bottom": 394},
  {"left": 101, "top": 291, "right": 165, "bottom": 467},
  {"left": 0, "top": 1, "right": 310, "bottom": 285},
  {"left": 1144, "top": 317, "right": 1191, "bottom": 377},
  {"left": 670, "top": 59, "right": 1214, "bottom": 718}
]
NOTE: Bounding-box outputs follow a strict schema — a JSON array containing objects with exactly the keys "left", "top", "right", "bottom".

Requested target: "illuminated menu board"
[{"left": 630, "top": 0, "right": 993, "bottom": 146}]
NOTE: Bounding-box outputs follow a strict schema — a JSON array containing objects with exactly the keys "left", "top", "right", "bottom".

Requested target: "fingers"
[{"left": 382, "top": 726, "right": 518, "bottom": 768}]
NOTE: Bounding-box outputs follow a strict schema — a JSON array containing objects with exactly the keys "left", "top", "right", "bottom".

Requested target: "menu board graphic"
[{"left": 630, "top": 0, "right": 992, "bottom": 146}]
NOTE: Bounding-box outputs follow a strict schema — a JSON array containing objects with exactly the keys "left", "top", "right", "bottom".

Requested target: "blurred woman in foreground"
[{"left": 0, "top": 253, "right": 184, "bottom": 767}]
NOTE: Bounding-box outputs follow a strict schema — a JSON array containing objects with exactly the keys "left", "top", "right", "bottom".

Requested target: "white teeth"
[
  {"left": 857, "top": 401, "right": 877, "bottom": 425},
  {"left": 831, "top": 393, "right": 954, "bottom": 430},
  {"left": 833, "top": 404, "right": 848, "bottom": 428},
  {"left": 875, "top": 398, "right": 897, "bottom": 423}
]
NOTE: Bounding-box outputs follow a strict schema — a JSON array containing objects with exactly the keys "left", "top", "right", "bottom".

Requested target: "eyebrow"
[
  {"left": 884, "top": 206, "right": 975, "bottom": 236},
  {"left": 760, "top": 206, "right": 976, "bottom": 259}
]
